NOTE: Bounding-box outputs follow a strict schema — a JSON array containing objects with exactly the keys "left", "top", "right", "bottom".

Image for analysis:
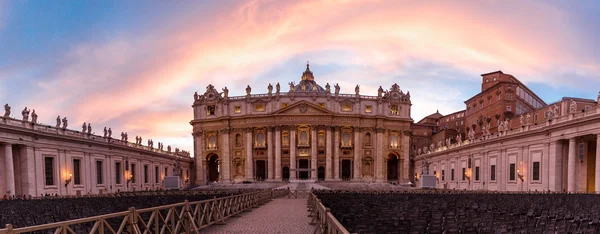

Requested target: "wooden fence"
[
  {"left": 0, "top": 189, "right": 289, "bottom": 234},
  {"left": 307, "top": 193, "right": 350, "bottom": 234}
]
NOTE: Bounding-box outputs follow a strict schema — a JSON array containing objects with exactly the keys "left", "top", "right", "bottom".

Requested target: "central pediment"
[{"left": 272, "top": 101, "right": 333, "bottom": 115}]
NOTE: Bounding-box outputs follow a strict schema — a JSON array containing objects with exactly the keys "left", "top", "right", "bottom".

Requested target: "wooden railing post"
[
  {"left": 128, "top": 207, "right": 141, "bottom": 234},
  {"left": 3, "top": 224, "right": 14, "bottom": 234}
]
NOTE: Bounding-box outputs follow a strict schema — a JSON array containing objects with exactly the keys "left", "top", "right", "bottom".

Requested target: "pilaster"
[
  {"left": 220, "top": 128, "right": 231, "bottom": 183},
  {"left": 290, "top": 126, "right": 297, "bottom": 180},
  {"left": 311, "top": 126, "right": 318, "bottom": 180},
  {"left": 353, "top": 127, "right": 361, "bottom": 181},
  {"left": 325, "top": 126, "right": 333, "bottom": 180},
  {"left": 245, "top": 128, "right": 253, "bottom": 181}
]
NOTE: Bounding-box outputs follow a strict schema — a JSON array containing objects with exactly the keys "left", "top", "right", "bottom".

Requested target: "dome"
[{"left": 290, "top": 63, "right": 327, "bottom": 93}]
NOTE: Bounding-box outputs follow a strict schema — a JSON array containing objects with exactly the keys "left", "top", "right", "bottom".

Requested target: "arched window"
[
  {"left": 318, "top": 132, "right": 325, "bottom": 146},
  {"left": 256, "top": 132, "right": 265, "bottom": 146},
  {"left": 390, "top": 134, "right": 398, "bottom": 148},
  {"left": 342, "top": 132, "right": 351, "bottom": 146},
  {"left": 365, "top": 132, "right": 371, "bottom": 145},
  {"left": 208, "top": 135, "right": 217, "bottom": 150},
  {"left": 235, "top": 133, "right": 242, "bottom": 147},
  {"left": 300, "top": 131, "right": 308, "bottom": 145},
  {"left": 282, "top": 132, "right": 289, "bottom": 146}
]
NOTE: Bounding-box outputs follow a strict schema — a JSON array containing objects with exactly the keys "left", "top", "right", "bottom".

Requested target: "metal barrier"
[
  {"left": 307, "top": 193, "right": 349, "bottom": 234},
  {"left": 0, "top": 189, "right": 289, "bottom": 234}
]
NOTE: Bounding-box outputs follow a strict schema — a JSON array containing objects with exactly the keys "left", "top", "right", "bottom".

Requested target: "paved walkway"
[{"left": 201, "top": 197, "right": 313, "bottom": 234}]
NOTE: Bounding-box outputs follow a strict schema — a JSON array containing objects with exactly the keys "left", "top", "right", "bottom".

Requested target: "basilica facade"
[{"left": 191, "top": 64, "right": 413, "bottom": 184}]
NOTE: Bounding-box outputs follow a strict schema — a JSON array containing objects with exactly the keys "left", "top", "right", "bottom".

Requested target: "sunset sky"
[{"left": 1, "top": 0, "right": 599, "bottom": 152}]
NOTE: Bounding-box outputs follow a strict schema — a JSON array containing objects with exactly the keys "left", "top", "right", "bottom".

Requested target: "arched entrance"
[
  {"left": 207, "top": 154, "right": 219, "bottom": 182},
  {"left": 318, "top": 166, "right": 325, "bottom": 181},
  {"left": 387, "top": 153, "right": 399, "bottom": 181},
  {"left": 282, "top": 166, "right": 290, "bottom": 181}
]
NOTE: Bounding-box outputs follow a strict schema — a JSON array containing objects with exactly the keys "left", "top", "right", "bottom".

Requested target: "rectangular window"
[
  {"left": 234, "top": 106, "right": 241, "bottom": 113},
  {"left": 45, "top": 157, "right": 55, "bottom": 186},
  {"left": 155, "top": 166, "right": 159, "bottom": 183},
  {"left": 509, "top": 163, "right": 516, "bottom": 181},
  {"left": 475, "top": 166, "right": 480, "bottom": 181},
  {"left": 365, "top": 105, "right": 372, "bottom": 113},
  {"left": 207, "top": 105, "right": 216, "bottom": 116},
  {"left": 390, "top": 105, "right": 399, "bottom": 115},
  {"left": 490, "top": 165, "right": 496, "bottom": 181},
  {"left": 165, "top": 168, "right": 168, "bottom": 177},
  {"left": 342, "top": 104, "right": 352, "bottom": 112},
  {"left": 462, "top": 168, "right": 466, "bottom": 181},
  {"left": 441, "top": 170, "right": 445, "bottom": 181},
  {"left": 115, "top": 162, "right": 122, "bottom": 184},
  {"left": 131, "top": 164, "right": 136, "bottom": 183},
  {"left": 144, "top": 165, "right": 149, "bottom": 184},
  {"left": 73, "top": 159, "right": 81, "bottom": 185},
  {"left": 451, "top": 169, "right": 455, "bottom": 181},
  {"left": 533, "top": 162, "right": 540, "bottom": 181},
  {"left": 96, "top": 161, "right": 104, "bottom": 185},
  {"left": 254, "top": 104, "right": 265, "bottom": 111}
]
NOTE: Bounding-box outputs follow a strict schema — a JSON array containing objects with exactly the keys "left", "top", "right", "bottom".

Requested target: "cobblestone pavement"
[{"left": 201, "top": 198, "right": 313, "bottom": 234}]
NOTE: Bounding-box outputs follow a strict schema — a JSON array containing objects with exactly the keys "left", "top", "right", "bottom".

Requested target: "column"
[
  {"left": 245, "top": 128, "right": 253, "bottom": 181},
  {"left": 21, "top": 146, "right": 36, "bottom": 196},
  {"left": 194, "top": 132, "right": 204, "bottom": 185},
  {"left": 353, "top": 128, "right": 361, "bottom": 181},
  {"left": 325, "top": 126, "right": 333, "bottom": 180},
  {"left": 311, "top": 127, "right": 318, "bottom": 180},
  {"left": 402, "top": 132, "right": 410, "bottom": 180},
  {"left": 595, "top": 134, "right": 600, "bottom": 194},
  {"left": 290, "top": 127, "right": 297, "bottom": 180},
  {"left": 333, "top": 126, "right": 340, "bottom": 180},
  {"left": 375, "top": 128, "right": 384, "bottom": 182},
  {"left": 221, "top": 129, "right": 231, "bottom": 183},
  {"left": 567, "top": 138, "right": 577, "bottom": 192},
  {"left": 267, "top": 127, "right": 274, "bottom": 180},
  {"left": 275, "top": 126, "right": 282, "bottom": 180},
  {"left": 4, "top": 144, "right": 15, "bottom": 197}
]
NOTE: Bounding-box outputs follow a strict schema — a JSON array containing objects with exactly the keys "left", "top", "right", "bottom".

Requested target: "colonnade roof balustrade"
[
  {"left": 415, "top": 104, "right": 600, "bottom": 160},
  {"left": 0, "top": 110, "right": 191, "bottom": 162}
]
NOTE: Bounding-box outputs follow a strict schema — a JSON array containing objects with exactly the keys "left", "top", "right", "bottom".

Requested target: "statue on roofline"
[{"left": 4, "top": 104, "right": 11, "bottom": 117}]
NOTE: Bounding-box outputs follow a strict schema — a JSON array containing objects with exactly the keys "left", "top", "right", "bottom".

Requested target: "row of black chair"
[{"left": 315, "top": 190, "right": 600, "bottom": 234}]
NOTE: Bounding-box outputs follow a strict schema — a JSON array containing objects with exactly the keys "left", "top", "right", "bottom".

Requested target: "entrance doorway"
[
  {"left": 298, "top": 159, "right": 309, "bottom": 179},
  {"left": 255, "top": 160, "right": 266, "bottom": 180},
  {"left": 341, "top": 160, "right": 352, "bottom": 180},
  {"left": 387, "top": 154, "right": 399, "bottom": 181},
  {"left": 282, "top": 166, "right": 290, "bottom": 180},
  {"left": 318, "top": 166, "right": 325, "bottom": 181},
  {"left": 207, "top": 154, "right": 219, "bottom": 182}
]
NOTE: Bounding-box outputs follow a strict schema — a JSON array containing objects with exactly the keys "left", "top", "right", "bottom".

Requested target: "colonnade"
[{"left": 195, "top": 125, "right": 403, "bottom": 184}]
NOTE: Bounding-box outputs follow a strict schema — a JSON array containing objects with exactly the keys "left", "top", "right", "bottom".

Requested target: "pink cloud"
[{"left": 23, "top": 0, "right": 599, "bottom": 151}]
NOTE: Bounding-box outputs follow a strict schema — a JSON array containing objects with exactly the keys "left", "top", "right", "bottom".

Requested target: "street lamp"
[{"left": 65, "top": 173, "right": 72, "bottom": 187}]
